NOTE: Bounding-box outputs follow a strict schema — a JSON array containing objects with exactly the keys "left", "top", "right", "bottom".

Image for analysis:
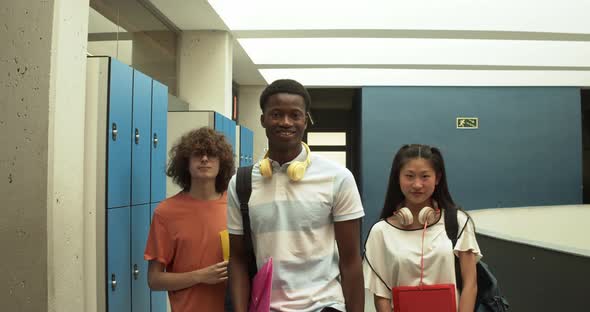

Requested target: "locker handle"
[
  {"left": 111, "top": 123, "right": 118, "bottom": 141},
  {"left": 135, "top": 128, "right": 140, "bottom": 144},
  {"left": 111, "top": 273, "right": 117, "bottom": 291},
  {"left": 153, "top": 133, "right": 158, "bottom": 148},
  {"left": 133, "top": 264, "right": 140, "bottom": 280}
]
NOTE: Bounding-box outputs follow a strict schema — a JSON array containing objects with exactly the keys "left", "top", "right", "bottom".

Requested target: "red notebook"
[
  {"left": 391, "top": 216, "right": 457, "bottom": 312},
  {"left": 392, "top": 284, "right": 456, "bottom": 312}
]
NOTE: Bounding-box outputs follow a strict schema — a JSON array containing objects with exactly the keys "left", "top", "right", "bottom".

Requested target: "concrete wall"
[
  {"left": 238, "top": 85, "right": 267, "bottom": 162},
  {"left": 47, "top": 0, "right": 89, "bottom": 310},
  {"left": 1, "top": 1, "right": 54, "bottom": 310},
  {"left": 0, "top": 0, "right": 89, "bottom": 310},
  {"left": 87, "top": 40, "right": 133, "bottom": 65},
  {"left": 132, "top": 31, "right": 177, "bottom": 96},
  {"left": 177, "top": 31, "right": 233, "bottom": 116}
]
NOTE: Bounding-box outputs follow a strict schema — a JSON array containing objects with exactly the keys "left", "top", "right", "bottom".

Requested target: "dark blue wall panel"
[{"left": 361, "top": 87, "right": 582, "bottom": 240}]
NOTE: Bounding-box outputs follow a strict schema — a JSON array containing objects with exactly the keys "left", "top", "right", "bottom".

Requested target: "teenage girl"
[{"left": 363, "top": 144, "right": 482, "bottom": 312}]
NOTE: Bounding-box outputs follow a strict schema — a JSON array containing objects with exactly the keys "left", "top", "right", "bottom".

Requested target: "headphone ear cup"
[
  {"left": 259, "top": 158, "right": 273, "bottom": 177},
  {"left": 287, "top": 161, "right": 306, "bottom": 181},
  {"left": 396, "top": 207, "right": 413, "bottom": 226},
  {"left": 418, "top": 206, "right": 437, "bottom": 225}
]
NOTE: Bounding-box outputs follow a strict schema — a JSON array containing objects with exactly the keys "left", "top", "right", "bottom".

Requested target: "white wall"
[
  {"left": 470, "top": 205, "right": 590, "bottom": 257},
  {"left": 47, "top": 0, "right": 89, "bottom": 310}
]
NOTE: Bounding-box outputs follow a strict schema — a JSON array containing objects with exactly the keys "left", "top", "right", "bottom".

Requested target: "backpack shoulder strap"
[
  {"left": 235, "top": 165, "right": 257, "bottom": 279},
  {"left": 236, "top": 165, "right": 253, "bottom": 209},
  {"left": 446, "top": 207, "right": 471, "bottom": 291},
  {"left": 444, "top": 206, "right": 459, "bottom": 247}
]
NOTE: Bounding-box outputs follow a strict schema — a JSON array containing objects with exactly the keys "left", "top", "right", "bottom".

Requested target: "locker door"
[
  {"left": 239, "top": 126, "right": 247, "bottom": 167},
  {"left": 248, "top": 127, "right": 254, "bottom": 166},
  {"left": 150, "top": 203, "right": 168, "bottom": 312},
  {"left": 151, "top": 80, "right": 168, "bottom": 203},
  {"left": 214, "top": 112, "right": 223, "bottom": 133},
  {"left": 131, "top": 204, "right": 151, "bottom": 312},
  {"left": 107, "top": 59, "right": 132, "bottom": 208},
  {"left": 107, "top": 207, "right": 131, "bottom": 312},
  {"left": 132, "top": 70, "right": 152, "bottom": 205},
  {"left": 240, "top": 126, "right": 254, "bottom": 166},
  {"left": 228, "top": 119, "right": 236, "bottom": 156}
]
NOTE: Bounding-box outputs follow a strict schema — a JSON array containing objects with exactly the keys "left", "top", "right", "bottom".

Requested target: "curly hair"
[
  {"left": 259, "top": 79, "right": 311, "bottom": 112},
  {"left": 166, "top": 127, "right": 235, "bottom": 193}
]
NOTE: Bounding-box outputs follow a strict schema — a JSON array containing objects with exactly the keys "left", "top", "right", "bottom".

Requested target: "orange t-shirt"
[{"left": 144, "top": 192, "right": 228, "bottom": 312}]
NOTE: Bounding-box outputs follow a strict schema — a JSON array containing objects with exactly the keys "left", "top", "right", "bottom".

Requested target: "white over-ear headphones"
[
  {"left": 393, "top": 204, "right": 439, "bottom": 226},
  {"left": 259, "top": 142, "right": 311, "bottom": 181}
]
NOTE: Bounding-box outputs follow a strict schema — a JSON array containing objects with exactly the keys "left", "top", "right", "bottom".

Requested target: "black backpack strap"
[
  {"left": 236, "top": 165, "right": 257, "bottom": 280},
  {"left": 362, "top": 221, "right": 392, "bottom": 292},
  {"left": 445, "top": 207, "right": 470, "bottom": 291}
]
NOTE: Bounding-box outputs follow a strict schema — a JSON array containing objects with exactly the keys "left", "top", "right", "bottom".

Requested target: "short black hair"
[{"left": 259, "top": 79, "right": 311, "bottom": 112}]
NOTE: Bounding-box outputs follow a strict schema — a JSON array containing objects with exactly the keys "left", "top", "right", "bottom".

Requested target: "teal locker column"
[
  {"left": 214, "top": 112, "right": 236, "bottom": 156},
  {"left": 214, "top": 112, "right": 224, "bottom": 134},
  {"left": 131, "top": 204, "right": 151, "bottom": 312},
  {"left": 150, "top": 202, "right": 168, "bottom": 312},
  {"left": 151, "top": 81, "right": 168, "bottom": 203},
  {"left": 107, "top": 59, "right": 132, "bottom": 208},
  {"left": 132, "top": 70, "right": 152, "bottom": 205},
  {"left": 107, "top": 207, "right": 131, "bottom": 312},
  {"left": 240, "top": 126, "right": 254, "bottom": 166},
  {"left": 228, "top": 119, "right": 236, "bottom": 154}
]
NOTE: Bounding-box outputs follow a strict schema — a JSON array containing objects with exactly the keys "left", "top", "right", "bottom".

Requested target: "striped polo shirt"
[{"left": 227, "top": 147, "right": 365, "bottom": 312}]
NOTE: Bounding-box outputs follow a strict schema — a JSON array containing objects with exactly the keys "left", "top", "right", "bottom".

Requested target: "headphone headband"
[{"left": 259, "top": 142, "right": 311, "bottom": 181}]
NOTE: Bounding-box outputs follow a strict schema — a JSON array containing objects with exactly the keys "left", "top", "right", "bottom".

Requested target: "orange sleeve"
[{"left": 144, "top": 210, "right": 175, "bottom": 266}]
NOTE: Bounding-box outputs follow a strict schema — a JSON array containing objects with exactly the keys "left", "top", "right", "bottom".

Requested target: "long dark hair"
[{"left": 380, "top": 144, "right": 458, "bottom": 220}]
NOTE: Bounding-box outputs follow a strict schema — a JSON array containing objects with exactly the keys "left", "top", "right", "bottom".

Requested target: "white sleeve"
[
  {"left": 226, "top": 175, "right": 244, "bottom": 235},
  {"left": 453, "top": 211, "right": 483, "bottom": 262},
  {"left": 332, "top": 169, "right": 365, "bottom": 222},
  {"left": 363, "top": 223, "right": 392, "bottom": 299}
]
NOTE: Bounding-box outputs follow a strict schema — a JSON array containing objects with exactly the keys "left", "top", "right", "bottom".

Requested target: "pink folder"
[{"left": 249, "top": 257, "right": 273, "bottom": 312}]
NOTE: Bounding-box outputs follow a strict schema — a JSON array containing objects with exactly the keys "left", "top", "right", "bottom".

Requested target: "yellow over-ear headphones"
[{"left": 259, "top": 142, "right": 311, "bottom": 181}]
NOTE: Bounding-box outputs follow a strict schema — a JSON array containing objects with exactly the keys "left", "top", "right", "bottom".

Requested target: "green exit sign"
[{"left": 456, "top": 117, "right": 478, "bottom": 129}]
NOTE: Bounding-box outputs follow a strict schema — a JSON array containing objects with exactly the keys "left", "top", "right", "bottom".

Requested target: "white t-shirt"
[
  {"left": 363, "top": 210, "right": 482, "bottom": 301},
  {"left": 227, "top": 148, "right": 365, "bottom": 312}
]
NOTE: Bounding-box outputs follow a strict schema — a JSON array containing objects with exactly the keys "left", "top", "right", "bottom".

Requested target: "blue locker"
[
  {"left": 107, "top": 59, "right": 133, "bottom": 209},
  {"left": 241, "top": 126, "right": 254, "bottom": 166},
  {"left": 150, "top": 203, "right": 168, "bottom": 312},
  {"left": 131, "top": 204, "right": 151, "bottom": 312},
  {"left": 132, "top": 70, "right": 152, "bottom": 205},
  {"left": 151, "top": 81, "right": 168, "bottom": 203},
  {"left": 228, "top": 119, "right": 236, "bottom": 154},
  {"left": 249, "top": 126, "right": 255, "bottom": 166},
  {"left": 107, "top": 207, "right": 132, "bottom": 312},
  {"left": 214, "top": 112, "right": 223, "bottom": 133}
]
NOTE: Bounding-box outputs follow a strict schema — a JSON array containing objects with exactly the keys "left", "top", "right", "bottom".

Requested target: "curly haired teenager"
[{"left": 144, "top": 127, "right": 235, "bottom": 312}]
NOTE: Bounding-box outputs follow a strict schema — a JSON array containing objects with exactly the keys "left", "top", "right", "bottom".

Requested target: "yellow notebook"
[{"left": 219, "top": 229, "right": 230, "bottom": 261}]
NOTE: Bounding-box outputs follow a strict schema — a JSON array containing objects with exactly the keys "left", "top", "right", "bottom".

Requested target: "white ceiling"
[{"left": 148, "top": 0, "right": 590, "bottom": 87}]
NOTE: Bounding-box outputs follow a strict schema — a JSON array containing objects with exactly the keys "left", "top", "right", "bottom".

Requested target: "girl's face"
[{"left": 399, "top": 158, "right": 439, "bottom": 208}]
